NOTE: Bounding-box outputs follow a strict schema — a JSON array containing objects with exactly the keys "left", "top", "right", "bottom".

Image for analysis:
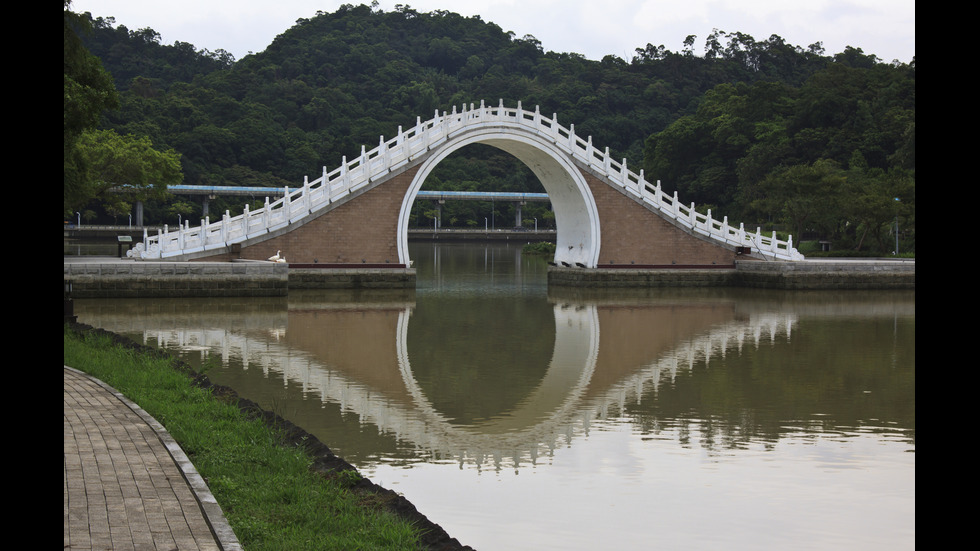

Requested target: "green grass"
[{"left": 64, "top": 326, "right": 423, "bottom": 550}]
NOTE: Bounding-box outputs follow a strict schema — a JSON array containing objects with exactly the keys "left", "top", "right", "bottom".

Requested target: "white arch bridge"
[{"left": 129, "top": 101, "right": 803, "bottom": 266}]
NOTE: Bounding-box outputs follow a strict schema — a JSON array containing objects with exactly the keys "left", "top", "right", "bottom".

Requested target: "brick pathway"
[{"left": 64, "top": 366, "right": 240, "bottom": 550}]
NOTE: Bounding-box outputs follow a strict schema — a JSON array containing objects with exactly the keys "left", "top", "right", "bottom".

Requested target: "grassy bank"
[{"left": 64, "top": 325, "right": 425, "bottom": 550}]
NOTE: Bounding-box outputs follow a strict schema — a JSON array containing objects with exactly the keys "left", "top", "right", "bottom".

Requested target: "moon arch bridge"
[{"left": 130, "top": 101, "right": 803, "bottom": 266}]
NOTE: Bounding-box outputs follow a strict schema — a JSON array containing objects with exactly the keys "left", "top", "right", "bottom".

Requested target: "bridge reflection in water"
[
  {"left": 73, "top": 243, "right": 915, "bottom": 550},
  {"left": 74, "top": 289, "right": 809, "bottom": 468}
]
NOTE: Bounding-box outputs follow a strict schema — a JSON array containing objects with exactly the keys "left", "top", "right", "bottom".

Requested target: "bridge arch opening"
[
  {"left": 406, "top": 144, "right": 552, "bottom": 231},
  {"left": 405, "top": 292, "right": 556, "bottom": 425},
  {"left": 397, "top": 302, "right": 600, "bottom": 436},
  {"left": 398, "top": 128, "right": 601, "bottom": 268}
]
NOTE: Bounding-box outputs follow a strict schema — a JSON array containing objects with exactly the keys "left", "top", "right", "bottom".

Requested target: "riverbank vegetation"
[
  {"left": 522, "top": 241, "right": 557, "bottom": 256},
  {"left": 65, "top": 1, "right": 913, "bottom": 255},
  {"left": 63, "top": 325, "right": 426, "bottom": 550}
]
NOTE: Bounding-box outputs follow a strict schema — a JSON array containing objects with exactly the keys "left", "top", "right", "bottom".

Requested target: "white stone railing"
[{"left": 131, "top": 100, "right": 803, "bottom": 261}]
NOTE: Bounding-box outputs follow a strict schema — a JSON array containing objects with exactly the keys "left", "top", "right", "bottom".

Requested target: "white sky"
[{"left": 70, "top": 0, "right": 914, "bottom": 64}]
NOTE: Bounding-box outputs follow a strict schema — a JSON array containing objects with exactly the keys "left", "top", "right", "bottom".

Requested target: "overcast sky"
[{"left": 71, "top": 0, "right": 915, "bottom": 64}]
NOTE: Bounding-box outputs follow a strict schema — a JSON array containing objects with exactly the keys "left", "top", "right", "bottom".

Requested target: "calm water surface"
[{"left": 75, "top": 242, "right": 915, "bottom": 550}]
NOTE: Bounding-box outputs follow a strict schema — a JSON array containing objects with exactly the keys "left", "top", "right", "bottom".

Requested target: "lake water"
[{"left": 74, "top": 242, "right": 915, "bottom": 550}]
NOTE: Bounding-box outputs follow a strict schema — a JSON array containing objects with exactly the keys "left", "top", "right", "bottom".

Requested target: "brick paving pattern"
[{"left": 64, "top": 367, "right": 239, "bottom": 550}]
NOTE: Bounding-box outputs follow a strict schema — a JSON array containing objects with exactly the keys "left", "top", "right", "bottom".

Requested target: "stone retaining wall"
[
  {"left": 547, "top": 267, "right": 737, "bottom": 288},
  {"left": 732, "top": 260, "right": 915, "bottom": 290},
  {"left": 64, "top": 262, "right": 415, "bottom": 298},
  {"left": 66, "top": 259, "right": 913, "bottom": 297},
  {"left": 288, "top": 268, "right": 416, "bottom": 289},
  {"left": 549, "top": 260, "right": 915, "bottom": 290},
  {"left": 65, "top": 262, "right": 290, "bottom": 298}
]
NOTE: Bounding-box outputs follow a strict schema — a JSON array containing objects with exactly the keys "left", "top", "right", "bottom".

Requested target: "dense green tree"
[
  {"left": 841, "top": 152, "right": 914, "bottom": 251},
  {"left": 64, "top": 0, "right": 119, "bottom": 214},
  {"left": 644, "top": 80, "right": 797, "bottom": 208},
  {"left": 751, "top": 159, "right": 846, "bottom": 239},
  {"left": 645, "top": 54, "right": 914, "bottom": 250},
  {"left": 74, "top": 129, "right": 182, "bottom": 218}
]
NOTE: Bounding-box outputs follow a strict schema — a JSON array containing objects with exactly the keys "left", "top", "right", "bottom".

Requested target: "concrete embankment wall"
[
  {"left": 548, "top": 260, "right": 915, "bottom": 290},
  {"left": 547, "top": 267, "right": 738, "bottom": 288},
  {"left": 287, "top": 267, "right": 416, "bottom": 290},
  {"left": 731, "top": 260, "right": 915, "bottom": 290},
  {"left": 65, "top": 258, "right": 913, "bottom": 297},
  {"left": 64, "top": 262, "right": 415, "bottom": 298}
]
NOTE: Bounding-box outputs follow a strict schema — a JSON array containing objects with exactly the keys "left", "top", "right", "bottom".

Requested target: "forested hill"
[{"left": 72, "top": 3, "right": 914, "bottom": 253}]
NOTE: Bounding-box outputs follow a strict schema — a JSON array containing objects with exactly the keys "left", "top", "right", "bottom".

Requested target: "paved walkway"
[{"left": 64, "top": 366, "right": 241, "bottom": 550}]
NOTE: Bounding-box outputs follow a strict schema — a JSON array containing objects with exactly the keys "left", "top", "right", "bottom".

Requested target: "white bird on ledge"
[{"left": 268, "top": 250, "right": 281, "bottom": 262}]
